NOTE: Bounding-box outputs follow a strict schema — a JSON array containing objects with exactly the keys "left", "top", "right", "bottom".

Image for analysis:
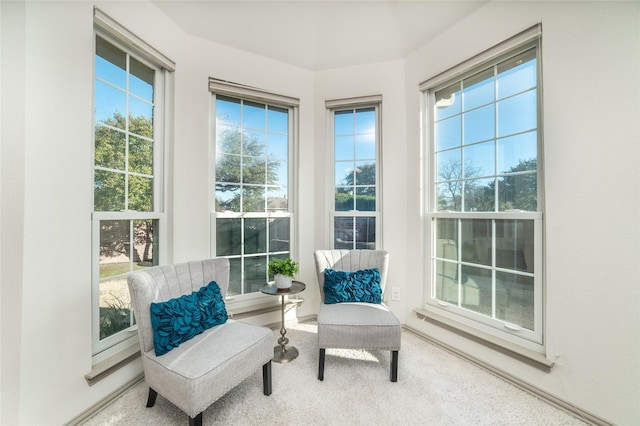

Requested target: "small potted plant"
[{"left": 268, "top": 258, "right": 299, "bottom": 289}]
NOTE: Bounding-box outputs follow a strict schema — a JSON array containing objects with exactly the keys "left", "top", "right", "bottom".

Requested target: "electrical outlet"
[{"left": 391, "top": 286, "right": 400, "bottom": 301}]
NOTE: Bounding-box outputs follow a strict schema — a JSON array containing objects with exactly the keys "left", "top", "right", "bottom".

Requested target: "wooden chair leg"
[
  {"left": 189, "top": 413, "right": 202, "bottom": 426},
  {"left": 263, "top": 361, "right": 272, "bottom": 395},
  {"left": 146, "top": 388, "right": 158, "bottom": 407},
  {"left": 318, "top": 348, "right": 325, "bottom": 381},
  {"left": 391, "top": 350, "right": 399, "bottom": 382}
]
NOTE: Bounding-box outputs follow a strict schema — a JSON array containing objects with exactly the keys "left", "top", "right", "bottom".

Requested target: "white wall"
[
  {"left": 403, "top": 2, "right": 640, "bottom": 425},
  {"left": 1, "top": 1, "right": 638, "bottom": 425}
]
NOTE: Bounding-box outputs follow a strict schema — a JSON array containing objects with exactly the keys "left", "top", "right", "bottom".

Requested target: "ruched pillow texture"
[
  {"left": 150, "top": 281, "right": 228, "bottom": 356},
  {"left": 323, "top": 268, "right": 382, "bottom": 304}
]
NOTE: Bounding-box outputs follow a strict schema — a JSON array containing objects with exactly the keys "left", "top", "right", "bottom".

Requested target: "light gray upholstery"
[
  {"left": 128, "top": 258, "right": 273, "bottom": 423},
  {"left": 314, "top": 250, "right": 401, "bottom": 381}
]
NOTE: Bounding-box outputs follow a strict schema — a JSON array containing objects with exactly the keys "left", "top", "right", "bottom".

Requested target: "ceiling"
[{"left": 152, "top": 1, "right": 487, "bottom": 71}]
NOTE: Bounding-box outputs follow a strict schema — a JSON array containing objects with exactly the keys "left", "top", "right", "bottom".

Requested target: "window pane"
[
  {"left": 128, "top": 175, "right": 153, "bottom": 211},
  {"left": 435, "top": 82, "right": 461, "bottom": 120},
  {"left": 228, "top": 257, "right": 242, "bottom": 296},
  {"left": 463, "top": 141, "right": 495, "bottom": 178},
  {"left": 244, "top": 130, "right": 265, "bottom": 157},
  {"left": 129, "top": 114, "right": 153, "bottom": 139},
  {"left": 215, "top": 184, "right": 240, "bottom": 212},
  {"left": 267, "top": 133, "right": 287, "bottom": 159},
  {"left": 355, "top": 108, "right": 375, "bottom": 134},
  {"left": 95, "top": 125, "right": 126, "bottom": 170},
  {"left": 216, "top": 154, "right": 241, "bottom": 183},
  {"left": 461, "top": 264, "right": 492, "bottom": 315},
  {"left": 242, "top": 157, "right": 265, "bottom": 185},
  {"left": 334, "top": 217, "right": 354, "bottom": 249},
  {"left": 437, "top": 149, "right": 462, "bottom": 182},
  {"left": 216, "top": 219, "right": 241, "bottom": 256},
  {"left": 335, "top": 161, "right": 353, "bottom": 186},
  {"left": 216, "top": 96, "right": 241, "bottom": 125},
  {"left": 244, "top": 218, "right": 266, "bottom": 254},
  {"left": 497, "top": 50, "right": 536, "bottom": 99},
  {"left": 267, "top": 186, "right": 288, "bottom": 211},
  {"left": 129, "top": 57, "right": 154, "bottom": 101},
  {"left": 334, "top": 110, "right": 353, "bottom": 134},
  {"left": 496, "top": 271, "right": 534, "bottom": 330},
  {"left": 497, "top": 90, "right": 536, "bottom": 137},
  {"left": 464, "top": 178, "right": 495, "bottom": 212},
  {"left": 132, "top": 219, "right": 158, "bottom": 267},
  {"left": 463, "top": 104, "right": 494, "bottom": 144},
  {"left": 463, "top": 68, "right": 494, "bottom": 111},
  {"left": 335, "top": 188, "right": 354, "bottom": 211},
  {"left": 356, "top": 186, "right": 375, "bottom": 211},
  {"left": 335, "top": 136, "right": 354, "bottom": 161},
  {"left": 267, "top": 159, "right": 287, "bottom": 187},
  {"left": 435, "top": 260, "right": 458, "bottom": 304},
  {"left": 498, "top": 132, "right": 537, "bottom": 173},
  {"left": 355, "top": 134, "right": 375, "bottom": 159},
  {"left": 269, "top": 218, "right": 290, "bottom": 252},
  {"left": 94, "top": 170, "right": 125, "bottom": 211},
  {"left": 498, "top": 172, "right": 537, "bottom": 211},
  {"left": 461, "top": 219, "right": 491, "bottom": 266},
  {"left": 355, "top": 217, "right": 376, "bottom": 249},
  {"left": 129, "top": 136, "right": 153, "bottom": 174},
  {"left": 242, "top": 186, "right": 266, "bottom": 212},
  {"left": 267, "top": 106, "right": 288, "bottom": 133},
  {"left": 243, "top": 101, "right": 266, "bottom": 130},
  {"left": 95, "top": 36, "right": 126, "bottom": 87},
  {"left": 496, "top": 220, "right": 534, "bottom": 273},
  {"left": 245, "top": 255, "right": 267, "bottom": 293},
  {"left": 435, "top": 115, "right": 461, "bottom": 151},
  {"left": 216, "top": 125, "right": 241, "bottom": 155},
  {"left": 129, "top": 96, "right": 153, "bottom": 123},
  {"left": 355, "top": 161, "right": 375, "bottom": 186},
  {"left": 95, "top": 80, "right": 126, "bottom": 125},
  {"left": 99, "top": 220, "right": 131, "bottom": 276},
  {"left": 437, "top": 181, "right": 462, "bottom": 211},
  {"left": 435, "top": 218, "right": 458, "bottom": 261},
  {"left": 98, "top": 220, "right": 131, "bottom": 339},
  {"left": 99, "top": 276, "right": 132, "bottom": 339}
]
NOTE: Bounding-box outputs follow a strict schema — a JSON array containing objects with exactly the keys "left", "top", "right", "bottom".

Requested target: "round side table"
[{"left": 259, "top": 281, "right": 306, "bottom": 363}]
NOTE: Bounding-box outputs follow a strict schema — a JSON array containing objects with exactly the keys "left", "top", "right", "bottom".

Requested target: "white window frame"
[
  {"left": 420, "top": 25, "right": 545, "bottom": 353},
  {"left": 209, "top": 79, "right": 300, "bottom": 303},
  {"left": 91, "top": 8, "right": 174, "bottom": 360},
  {"left": 326, "top": 95, "right": 383, "bottom": 250}
]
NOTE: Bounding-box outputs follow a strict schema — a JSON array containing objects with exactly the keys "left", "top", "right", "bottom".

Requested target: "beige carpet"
[{"left": 84, "top": 322, "right": 586, "bottom": 425}]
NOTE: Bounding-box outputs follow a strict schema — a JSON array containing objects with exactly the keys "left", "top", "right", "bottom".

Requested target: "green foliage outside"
[
  {"left": 94, "top": 112, "right": 153, "bottom": 212},
  {"left": 215, "top": 127, "right": 281, "bottom": 212}
]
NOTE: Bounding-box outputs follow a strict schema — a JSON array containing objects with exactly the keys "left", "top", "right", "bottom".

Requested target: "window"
[
  {"left": 211, "top": 80, "right": 299, "bottom": 296},
  {"left": 327, "top": 96, "right": 382, "bottom": 250},
  {"left": 421, "top": 26, "right": 543, "bottom": 350},
  {"left": 92, "top": 11, "right": 174, "bottom": 357}
]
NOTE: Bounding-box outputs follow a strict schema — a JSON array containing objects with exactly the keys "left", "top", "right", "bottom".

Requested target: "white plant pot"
[{"left": 275, "top": 274, "right": 292, "bottom": 289}]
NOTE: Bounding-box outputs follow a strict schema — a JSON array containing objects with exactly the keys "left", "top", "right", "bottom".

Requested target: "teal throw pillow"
[
  {"left": 323, "top": 268, "right": 382, "bottom": 304},
  {"left": 150, "top": 281, "right": 228, "bottom": 356}
]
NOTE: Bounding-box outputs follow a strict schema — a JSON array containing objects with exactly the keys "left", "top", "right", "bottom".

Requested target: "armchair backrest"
[
  {"left": 127, "top": 258, "right": 230, "bottom": 354},
  {"left": 314, "top": 250, "right": 389, "bottom": 302}
]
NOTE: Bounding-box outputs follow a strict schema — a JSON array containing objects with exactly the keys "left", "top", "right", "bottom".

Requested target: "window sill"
[
  {"left": 85, "top": 341, "right": 141, "bottom": 386},
  {"left": 413, "top": 308, "right": 554, "bottom": 372}
]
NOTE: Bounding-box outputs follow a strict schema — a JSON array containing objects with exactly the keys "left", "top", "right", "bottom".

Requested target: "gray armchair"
[
  {"left": 314, "top": 250, "right": 401, "bottom": 382},
  {"left": 127, "top": 258, "right": 273, "bottom": 426}
]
